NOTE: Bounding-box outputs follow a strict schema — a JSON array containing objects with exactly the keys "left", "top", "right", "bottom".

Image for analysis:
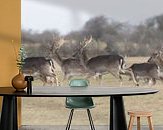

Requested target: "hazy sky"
[{"left": 21, "top": 0, "right": 163, "bottom": 35}]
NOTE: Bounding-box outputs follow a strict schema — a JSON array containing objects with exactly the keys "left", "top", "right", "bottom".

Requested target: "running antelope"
[
  {"left": 50, "top": 37, "right": 90, "bottom": 81},
  {"left": 77, "top": 36, "right": 126, "bottom": 85},
  {"left": 125, "top": 48, "right": 163, "bottom": 86},
  {"left": 148, "top": 47, "right": 163, "bottom": 71},
  {"left": 22, "top": 57, "right": 59, "bottom": 86},
  {"left": 124, "top": 62, "right": 160, "bottom": 86},
  {"left": 51, "top": 36, "right": 126, "bottom": 85}
]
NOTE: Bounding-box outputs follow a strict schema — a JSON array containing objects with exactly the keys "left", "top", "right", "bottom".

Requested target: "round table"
[{"left": 0, "top": 86, "right": 159, "bottom": 130}]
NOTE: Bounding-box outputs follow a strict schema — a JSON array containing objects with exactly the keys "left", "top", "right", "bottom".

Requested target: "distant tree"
[
  {"left": 146, "top": 14, "right": 163, "bottom": 31},
  {"left": 22, "top": 29, "right": 60, "bottom": 44},
  {"left": 83, "top": 16, "right": 109, "bottom": 40},
  {"left": 22, "top": 14, "right": 163, "bottom": 57}
]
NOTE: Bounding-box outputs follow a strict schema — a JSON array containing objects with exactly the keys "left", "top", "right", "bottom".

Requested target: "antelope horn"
[{"left": 82, "top": 35, "right": 92, "bottom": 48}]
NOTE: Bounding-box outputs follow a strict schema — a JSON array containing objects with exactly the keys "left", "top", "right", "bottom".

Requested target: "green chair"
[{"left": 65, "top": 79, "right": 95, "bottom": 130}]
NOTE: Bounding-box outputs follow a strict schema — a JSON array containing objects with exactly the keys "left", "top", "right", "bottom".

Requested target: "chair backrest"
[
  {"left": 65, "top": 79, "right": 94, "bottom": 109},
  {"left": 69, "top": 79, "right": 89, "bottom": 87}
]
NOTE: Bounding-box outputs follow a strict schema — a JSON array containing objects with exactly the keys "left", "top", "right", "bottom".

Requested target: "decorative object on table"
[
  {"left": 11, "top": 41, "right": 27, "bottom": 91},
  {"left": 25, "top": 76, "right": 34, "bottom": 94}
]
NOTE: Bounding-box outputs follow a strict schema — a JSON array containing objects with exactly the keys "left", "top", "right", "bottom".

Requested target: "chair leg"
[
  {"left": 66, "top": 109, "right": 74, "bottom": 130},
  {"left": 87, "top": 109, "right": 95, "bottom": 130},
  {"left": 137, "top": 117, "right": 141, "bottom": 130},
  {"left": 148, "top": 116, "right": 154, "bottom": 130},
  {"left": 128, "top": 116, "right": 134, "bottom": 130}
]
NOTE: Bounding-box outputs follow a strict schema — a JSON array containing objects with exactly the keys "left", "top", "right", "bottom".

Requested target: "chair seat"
[
  {"left": 65, "top": 97, "right": 95, "bottom": 109},
  {"left": 65, "top": 105, "right": 95, "bottom": 109},
  {"left": 128, "top": 110, "right": 152, "bottom": 117}
]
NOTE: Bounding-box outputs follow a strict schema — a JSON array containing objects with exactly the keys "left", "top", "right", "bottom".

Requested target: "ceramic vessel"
[{"left": 12, "top": 72, "right": 27, "bottom": 91}]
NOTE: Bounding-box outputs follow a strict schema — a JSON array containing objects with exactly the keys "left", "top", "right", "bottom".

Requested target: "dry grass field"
[{"left": 22, "top": 57, "right": 163, "bottom": 126}]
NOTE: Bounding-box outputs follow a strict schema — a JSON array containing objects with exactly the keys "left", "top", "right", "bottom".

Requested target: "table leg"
[
  {"left": 0, "top": 96, "right": 18, "bottom": 130},
  {"left": 110, "top": 96, "right": 127, "bottom": 130}
]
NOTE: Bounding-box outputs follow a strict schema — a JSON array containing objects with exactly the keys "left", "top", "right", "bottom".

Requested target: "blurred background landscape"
[
  {"left": 21, "top": 0, "right": 163, "bottom": 126},
  {"left": 22, "top": 0, "right": 163, "bottom": 57}
]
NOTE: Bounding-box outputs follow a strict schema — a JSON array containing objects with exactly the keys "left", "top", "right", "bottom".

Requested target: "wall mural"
[
  {"left": 21, "top": 0, "right": 163, "bottom": 87},
  {"left": 21, "top": 0, "right": 163, "bottom": 126}
]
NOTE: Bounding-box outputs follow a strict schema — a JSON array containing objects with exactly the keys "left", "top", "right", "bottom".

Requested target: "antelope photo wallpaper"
[{"left": 21, "top": 0, "right": 163, "bottom": 86}]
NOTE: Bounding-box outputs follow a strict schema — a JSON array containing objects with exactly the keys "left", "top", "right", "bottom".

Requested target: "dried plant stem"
[{"left": 11, "top": 40, "right": 18, "bottom": 61}]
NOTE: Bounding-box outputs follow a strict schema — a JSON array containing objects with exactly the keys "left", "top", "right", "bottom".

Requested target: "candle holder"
[{"left": 25, "top": 76, "right": 34, "bottom": 94}]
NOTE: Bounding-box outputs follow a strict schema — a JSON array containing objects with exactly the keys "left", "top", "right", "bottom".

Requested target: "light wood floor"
[{"left": 19, "top": 125, "right": 163, "bottom": 130}]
